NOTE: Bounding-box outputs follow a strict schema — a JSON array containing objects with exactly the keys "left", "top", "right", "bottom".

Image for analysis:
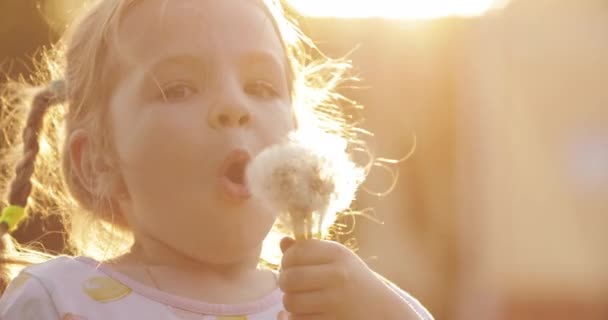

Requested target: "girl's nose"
[
  {"left": 208, "top": 85, "right": 251, "bottom": 129},
  {"left": 211, "top": 107, "right": 251, "bottom": 128}
]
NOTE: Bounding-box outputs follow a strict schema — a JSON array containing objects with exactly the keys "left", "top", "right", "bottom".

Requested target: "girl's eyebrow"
[
  {"left": 136, "top": 54, "right": 206, "bottom": 97},
  {"left": 145, "top": 54, "right": 208, "bottom": 74},
  {"left": 139, "top": 51, "right": 287, "bottom": 89},
  {"left": 239, "top": 51, "right": 288, "bottom": 83},
  {"left": 239, "top": 51, "right": 285, "bottom": 69},
  {"left": 144, "top": 51, "right": 284, "bottom": 73}
]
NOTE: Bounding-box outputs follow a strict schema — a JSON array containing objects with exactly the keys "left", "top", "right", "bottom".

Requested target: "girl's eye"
[
  {"left": 245, "top": 81, "right": 279, "bottom": 99},
  {"left": 158, "top": 82, "right": 198, "bottom": 102}
]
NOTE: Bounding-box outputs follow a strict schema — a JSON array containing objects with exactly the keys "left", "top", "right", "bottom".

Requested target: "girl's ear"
[
  {"left": 68, "top": 129, "right": 122, "bottom": 199},
  {"left": 68, "top": 129, "right": 130, "bottom": 226},
  {"left": 68, "top": 129, "right": 95, "bottom": 193}
]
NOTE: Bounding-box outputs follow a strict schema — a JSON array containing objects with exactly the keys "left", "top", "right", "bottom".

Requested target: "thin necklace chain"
[
  {"left": 134, "top": 252, "right": 162, "bottom": 290},
  {"left": 143, "top": 264, "right": 162, "bottom": 290},
  {"left": 136, "top": 254, "right": 280, "bottom": 292}
]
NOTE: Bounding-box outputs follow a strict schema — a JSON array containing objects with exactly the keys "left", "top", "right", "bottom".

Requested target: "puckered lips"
[{"left": 218, "top": 149, "right": 252, "bottom": 201}]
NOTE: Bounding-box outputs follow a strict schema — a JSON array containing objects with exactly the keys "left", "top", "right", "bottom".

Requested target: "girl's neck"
[
  {"left": 106, "top": 236, "right": 278, "bottom": 304},
  {"left": 128, "top": 239, "right": 260, "bottom": 280}
]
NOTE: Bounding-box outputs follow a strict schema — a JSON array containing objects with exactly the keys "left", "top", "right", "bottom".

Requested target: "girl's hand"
[{"left": 278, "top": 237, "right": 423, "bottom": 320}]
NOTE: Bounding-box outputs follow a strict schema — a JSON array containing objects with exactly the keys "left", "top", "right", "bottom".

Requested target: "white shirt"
[{"left": 0, "top": 256, "right": 432, "bottom": 319}]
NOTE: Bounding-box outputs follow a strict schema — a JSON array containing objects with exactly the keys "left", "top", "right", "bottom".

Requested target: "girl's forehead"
[{"left": 114, "top": 0, "right": 286, "bottom": 70}]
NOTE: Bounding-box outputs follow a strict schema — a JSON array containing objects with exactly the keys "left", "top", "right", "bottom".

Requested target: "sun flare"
[{"left": 287, "top": 0, "right": 507, "bottom": 19}]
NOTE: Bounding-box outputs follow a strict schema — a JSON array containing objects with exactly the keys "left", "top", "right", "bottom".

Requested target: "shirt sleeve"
[
  {"left": 0, "top": 271, "right": 61, "bottom": 320},
  {"left": 376, "top": 272, "right": 435, "bottom": 320},
  {"left": 390, "top": 285, "right": 434, "bottom": 320}
]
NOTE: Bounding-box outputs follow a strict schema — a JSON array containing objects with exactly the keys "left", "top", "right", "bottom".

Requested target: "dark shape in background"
[{"left": 0, "top": 0, "right": 65, "bottom": 254}]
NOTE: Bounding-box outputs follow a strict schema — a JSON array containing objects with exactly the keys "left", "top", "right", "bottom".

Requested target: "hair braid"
[{"left": 0, "top": 81, "right": 65, "bottom": 291}]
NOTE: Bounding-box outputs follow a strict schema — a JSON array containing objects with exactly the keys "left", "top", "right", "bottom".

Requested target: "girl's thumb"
[{"left": 280, "top": 237, "right": 295, "bottom": 254}]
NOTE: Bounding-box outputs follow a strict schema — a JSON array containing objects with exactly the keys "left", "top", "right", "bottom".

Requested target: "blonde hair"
[{"left": 0, "top": 0, "right": 364, "bottom": 290}]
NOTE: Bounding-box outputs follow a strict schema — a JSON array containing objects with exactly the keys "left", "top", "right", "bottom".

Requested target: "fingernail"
[{"left": 280, "top": 237, "right": 295, "bottom": 254}]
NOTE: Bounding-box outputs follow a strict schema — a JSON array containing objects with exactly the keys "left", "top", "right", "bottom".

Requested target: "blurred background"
[{"left": 1, "top": 0, "right": 607, "bottom": 319}]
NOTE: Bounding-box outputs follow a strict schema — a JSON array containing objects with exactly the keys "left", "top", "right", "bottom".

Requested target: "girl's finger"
[
  {"left": 281, "top": 239, "right": 349, "bottom": 269},
  {"left": 277, "top": 310, "right": 289, "bottom": 320},
  {"left": 282, "top": 290, "right": 337, "bottom": 314},
  {"left": 279, "top": 264, "right": 346, "bottom": 293},
  {"left": 280, "top": 237, "right": 296, "bottom": 254}
]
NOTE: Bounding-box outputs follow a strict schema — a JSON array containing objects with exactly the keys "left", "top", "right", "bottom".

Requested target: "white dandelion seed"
[{"left": 246, "top": 131, "right": 364, "bottom": 240}]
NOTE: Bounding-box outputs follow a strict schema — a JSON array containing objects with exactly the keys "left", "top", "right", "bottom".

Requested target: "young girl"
[{"left": 0, "top": 0, "right": 433, "bottom": 319}]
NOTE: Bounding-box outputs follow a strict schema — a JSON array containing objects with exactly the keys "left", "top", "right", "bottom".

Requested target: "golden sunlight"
[{"left": 287, "top": 0, "right": 507, "bottom": 19}]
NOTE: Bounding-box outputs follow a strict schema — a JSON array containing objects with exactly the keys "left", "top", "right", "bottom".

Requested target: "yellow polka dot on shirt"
[{"left": 82, "top": 276, "right": 132, "bottom": 302}]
